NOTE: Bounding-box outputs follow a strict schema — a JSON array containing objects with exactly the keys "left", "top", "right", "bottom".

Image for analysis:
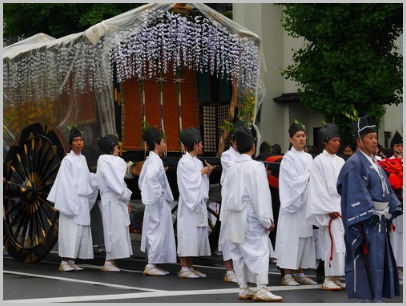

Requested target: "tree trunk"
[{"left": 217, "top": 78, "right": 238, "bottom": 157}]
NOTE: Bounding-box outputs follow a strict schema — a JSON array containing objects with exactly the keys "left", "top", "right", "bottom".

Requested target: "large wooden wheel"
[{"left": 3, "top": 123, "right": 66, "bottom": 263}]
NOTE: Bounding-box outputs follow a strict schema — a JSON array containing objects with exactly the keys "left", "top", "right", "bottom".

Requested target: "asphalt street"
[{"left": 3, "top": 238, "right": 404, "bottom": 304}]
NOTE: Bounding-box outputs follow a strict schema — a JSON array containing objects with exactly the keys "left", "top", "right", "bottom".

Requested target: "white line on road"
[
  {"left": 3, "top": 270, "right": 163, "bottom": 291},
  {"left": 4, "top": 270, "right": 322, "bottom": 303}
]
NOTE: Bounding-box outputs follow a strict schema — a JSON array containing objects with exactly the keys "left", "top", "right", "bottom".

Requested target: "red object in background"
[
  {"left": 264, "top": 155, "right": 283, "bottom": 189},
  {"left": 377, "top": 158, "right": 403, "bottom": 190},
  {"left": 377, "top": 158, "right": 403, "bottom": 203},
  {"left": 129, "top": 224, "right": 135, "bottom": 234}
]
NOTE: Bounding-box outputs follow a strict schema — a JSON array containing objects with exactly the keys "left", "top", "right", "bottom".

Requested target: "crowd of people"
[{"left": 45, "top": 116, "right": 403, "bottom": 302}]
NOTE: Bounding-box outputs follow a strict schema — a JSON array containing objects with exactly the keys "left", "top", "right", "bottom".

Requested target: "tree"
[
  {"left": 3, "top": 3, "right": 232, "bottom": 42},
  {"left": 3, "top": 3, "right": 145, "bottom": 41},
  {"left": 281, "top": 4, "right": 403, "bottom": 144}
]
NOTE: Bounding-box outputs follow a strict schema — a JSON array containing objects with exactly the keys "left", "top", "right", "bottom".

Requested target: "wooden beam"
[{"left": 217, "top": 78, "right": 238, "bottom": 157}]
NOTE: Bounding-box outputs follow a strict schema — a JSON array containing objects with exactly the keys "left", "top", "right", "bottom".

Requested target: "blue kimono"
[{"left": 337, "top": 150, "right": 402, "bottom": 300}]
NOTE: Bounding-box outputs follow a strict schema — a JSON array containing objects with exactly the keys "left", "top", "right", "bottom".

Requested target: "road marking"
[
  {"left": 4, "top": 269, "right": 325, "bottom": 303},
  {"left": 6, "top": 290, "right": 240, "bottom": 303},
  {"left": 3, "top": 270, "right": 163, "bottom": 292},
  {"left": 4, "top": 282, "right": 320, "bottom": 303}
]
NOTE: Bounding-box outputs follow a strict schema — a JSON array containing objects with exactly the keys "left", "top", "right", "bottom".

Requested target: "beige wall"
[{"left": 234, "top": 3, "right": 322, "bottom": 151}]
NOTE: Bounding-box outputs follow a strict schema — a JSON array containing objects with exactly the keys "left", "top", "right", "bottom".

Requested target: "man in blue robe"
[{"left": 337, "top": 115, "right": 402, "bottom": 303}]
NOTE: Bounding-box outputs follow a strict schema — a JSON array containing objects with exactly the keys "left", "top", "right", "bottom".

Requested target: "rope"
[
  {"left": 328, "top": 214, "right": 342, "bottom": 268},
  {"left": 174, "top": 68, "right": 185, "bottom": 152}
]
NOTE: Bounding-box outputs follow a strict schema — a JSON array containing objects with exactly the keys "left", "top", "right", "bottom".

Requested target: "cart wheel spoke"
[{"left": 3, "top": 123, "right": 65, "bottom": 263}]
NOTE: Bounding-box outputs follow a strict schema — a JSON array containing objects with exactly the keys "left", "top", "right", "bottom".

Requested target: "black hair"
[
  {"left": 146, "top": 140, "right": 160, "bottom": 151},
  {"left": 259, "top": 141, "right": 271, "bottom": 154},
  {"left": 346, "top": 143, "right": 356, "bottom": 152},
  {"left": 271, "top": 144, "right": 282, "bottom": 155},
  {"left": 238, "top": 144, "right": 253, "bottom": 154},
  {"left": 185, "top": 140, "right": 200, "bottom": 153},
  {"left": 108, "top": 145, "right": 116, "bottom": 155}
]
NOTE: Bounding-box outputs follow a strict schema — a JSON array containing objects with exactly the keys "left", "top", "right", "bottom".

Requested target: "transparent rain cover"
[{"left": 3, "top": 3, "right": 266, "bottom": 162}]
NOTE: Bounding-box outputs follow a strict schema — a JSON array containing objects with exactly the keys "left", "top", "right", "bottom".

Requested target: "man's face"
[
  {"left": 71, "top": 137, "right": 84, "bottom": 154},
  {"left": 196, "top": 141, "right": 203, "bottom": 155},
  {"left": 112, "top": 145, "right": 119, "bottom": 156},
  {"left": 157, "top": 139, "right": 167, "bottom": 155},
  {"left": 357, "top": 132, "right": 378, "bottom": 156},
  {"left": 393, "top": 143, "right": 403, "bottom": 158},
  {"left": 325, "top": 137, "right": 341, "bottom": 155},
  {"left": 343, "top": 146, "right": 354, "bottom": 156},
  {"left": 290, "top": 131, "right": 306, "bottom": 150}
]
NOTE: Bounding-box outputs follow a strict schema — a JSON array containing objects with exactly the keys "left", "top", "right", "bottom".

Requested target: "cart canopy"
[{"left": 3, "top": 3, "right": 265, "bottom": 152}]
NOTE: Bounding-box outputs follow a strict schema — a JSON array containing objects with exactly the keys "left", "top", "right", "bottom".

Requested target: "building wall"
[
  {"left": 381, "top": 35, "right": 403, "bottom": 148},
  {"left": 234, "top": 3, "right": 403, "bottom": 151},
  {"left": 234, "top": 3, "right": 320, "bottom": 151}
]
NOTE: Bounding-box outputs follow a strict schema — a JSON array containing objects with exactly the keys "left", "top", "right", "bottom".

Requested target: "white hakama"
[
  {"left": 176, "top": 152, "right": 211, "bottom": 257},
  {"left": 47, "top": 150, "right": 98, "bottom": 259},
  {"left": 306, "top": 150, "right": 346, "bottom": 276},
  {"left": 275, "top": 147, "right": 316, "bottom": 270},
  {"left": 96, "top": 154, "right": 133, "bottom": 260},
  {"left": 221, "top": 154, "right": 274, "bottom": 286},
  {"left": 391, "top": 215, "right": 403, "bottom": 267},
  {"left": 219, "top": 146, "right": 240, "bottom": 261},
  {"left": 139, "top": 151, "right": 177, "bottom": 264}
]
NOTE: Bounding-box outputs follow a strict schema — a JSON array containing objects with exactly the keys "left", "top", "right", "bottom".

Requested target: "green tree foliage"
[
  {"left": 3, "top": 3, "right": 145, "bottom": 40},
  {"left": 281, "top": 4, "right": 402, "bottom": 143}
]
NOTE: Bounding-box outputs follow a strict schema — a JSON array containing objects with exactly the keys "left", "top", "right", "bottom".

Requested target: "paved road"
[{"left": 3, "top": 241, "right": 403, "bottom": 303}]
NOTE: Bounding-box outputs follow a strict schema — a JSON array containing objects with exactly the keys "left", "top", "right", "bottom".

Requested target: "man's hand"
[
  {"left": 268, "top": 223, "right": 276, "bottom": 232},
  {"left": 201, "top": 160, "right": 217, "bottom": 176}
]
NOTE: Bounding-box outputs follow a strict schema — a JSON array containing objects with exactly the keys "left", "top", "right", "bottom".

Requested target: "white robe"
[
  {"left": 306, "top": 150, "right": 346, "bottom": 276},
  {"left": 221, "top": 154, "right": 274, "bottom": 285},
  {"left": 138, "top": 151, "right": 177, "bottom": 264},
  {"left": 176, "top": 152, "right": 211, "bottom": 257},
  {"left": 47, "top": 150, "right": 98, "bottom": 259},
  {"left": 391, "top": 215, "right": 403, "bottom": 267},
  {"left": 219, "top": 146, "right": 240, "bottom": 260},
  {"left": 275, "top": 147, "right": 316, "bottom": 269},
  {"left": 389, "top": 156, "right": 403, "bottom": 267},
  {"left": 96, "top": 154, "right": 133, "bottom": 260}
]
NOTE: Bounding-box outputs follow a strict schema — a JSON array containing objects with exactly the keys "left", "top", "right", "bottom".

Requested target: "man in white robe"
[
  {"left": 306, "top": 123, "right": 346, "bottom": 291},
  {"left": 96, "top": 134, "right": 133, "bottom": 272},
  {"left": 138, "top": 127, "right": 177, "bottom": 276},
  {"left": 48, "top": 127, "right": 98, "bottom": 272},
  {"left": 176, "top": 127, "right": 215, "bottom": 279},
  {"left": 221, "top": 125, "right": 282, "bottom": 302},
  {"left": 275, "top": 122, "right": 317, "bottom": 286},
  {"left": 388, "top": 131, "right": 403, "bottom": 280},
  {"left": 218, "top": 122, "right": 244, "bottom": 283}
]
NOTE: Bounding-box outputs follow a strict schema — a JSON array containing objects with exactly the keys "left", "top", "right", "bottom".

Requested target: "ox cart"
[
  {"left": 3, "top": 122, "right": 282, "bottom": 263},
  {"left": 3, "top": 3, "right": 278, "bottom": 263}
]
